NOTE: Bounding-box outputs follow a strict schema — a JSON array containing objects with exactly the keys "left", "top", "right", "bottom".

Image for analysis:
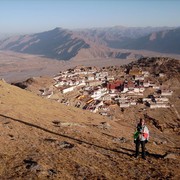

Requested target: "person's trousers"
[{"left": 135, "top": 140, "right": 146, "bottom": 158}]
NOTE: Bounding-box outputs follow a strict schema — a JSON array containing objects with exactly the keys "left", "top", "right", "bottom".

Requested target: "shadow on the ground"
[
  {"left": 0, "top": 114, "right": 165, "bottom": 159},
  {"left": 121, "top": 147, "right": 166, "bottom": 159}
]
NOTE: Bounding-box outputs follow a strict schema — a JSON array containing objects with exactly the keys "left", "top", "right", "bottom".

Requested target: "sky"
[{"left": 0, "top": 0, "right": 180, "bottom": 34}]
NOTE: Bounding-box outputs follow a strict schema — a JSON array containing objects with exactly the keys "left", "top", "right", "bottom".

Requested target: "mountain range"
[
  {"left": 121, "top": 28, "right": 180, "bottom": 54},
  {"left": 0, "top": 26, "right": 179, "bottom": 60}
]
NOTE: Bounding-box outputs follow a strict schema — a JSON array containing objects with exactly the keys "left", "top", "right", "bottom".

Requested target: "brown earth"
[
  {"left": 0, "top": 76, "right": 180, "bottom": 179},
  {"left": 1, "top": 50, "right": 180, "bottom": 84},
  {"left": 0, "top": 51, "right": 133, "bottom": 83}
]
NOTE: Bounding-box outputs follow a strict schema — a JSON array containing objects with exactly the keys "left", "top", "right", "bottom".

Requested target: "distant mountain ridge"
[
  {"left": 0, "top": 26, "right": 179, "bottom": 60},
  {"left": 121, "top": 28, "right": 180, "bottom": 54},
  {"left": 0, "top": 28, "right": 90, "bottom": 60},
  {"left": 74, "top": 26, "right": 174, "bottom": 47}
]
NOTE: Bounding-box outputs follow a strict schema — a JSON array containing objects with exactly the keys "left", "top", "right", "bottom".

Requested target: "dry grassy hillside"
[{"left": 0, "top": 80, "right": 180, "bottom": 179}]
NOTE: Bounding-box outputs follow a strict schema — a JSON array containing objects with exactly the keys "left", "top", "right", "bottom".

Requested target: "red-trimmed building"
[{"left": 107, "top": 80, "right": 123, "bottom": 91}]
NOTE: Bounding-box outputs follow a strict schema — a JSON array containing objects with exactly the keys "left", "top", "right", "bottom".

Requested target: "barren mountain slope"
[
  {"left": 0, "top": 28, "right": 90, "bottom": 60},
  {"left": 0, "top": 80, "right": 180, "bottom": 179},
  {"left": 122, "top": 28, "right": 180, "bottom": 54},
  {"left": 1, "top": 26, "right": 179, "bottom": 61}
]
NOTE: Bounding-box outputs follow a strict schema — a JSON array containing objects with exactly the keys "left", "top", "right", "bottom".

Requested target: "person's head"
[{"left": 139, "top": 118, "right": 145, "bottom": 125}]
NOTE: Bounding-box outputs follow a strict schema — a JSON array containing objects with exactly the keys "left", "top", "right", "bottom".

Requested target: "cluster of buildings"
[{"left": 40, "top": 65, "right": 173, "bottom": 116}]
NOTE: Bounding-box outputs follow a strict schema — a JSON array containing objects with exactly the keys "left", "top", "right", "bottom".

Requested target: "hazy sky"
[{"left": 1, "top": 0, "right": 180, "bottom": 34}]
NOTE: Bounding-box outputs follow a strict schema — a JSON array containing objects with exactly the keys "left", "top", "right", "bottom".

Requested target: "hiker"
[{"left": 134, "top": 118, "right": 149, "bottom": 159}]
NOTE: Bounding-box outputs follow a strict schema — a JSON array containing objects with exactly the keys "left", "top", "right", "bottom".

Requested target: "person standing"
[{"left": 134, "top": 118, "right": 149, "bottom": 159}]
